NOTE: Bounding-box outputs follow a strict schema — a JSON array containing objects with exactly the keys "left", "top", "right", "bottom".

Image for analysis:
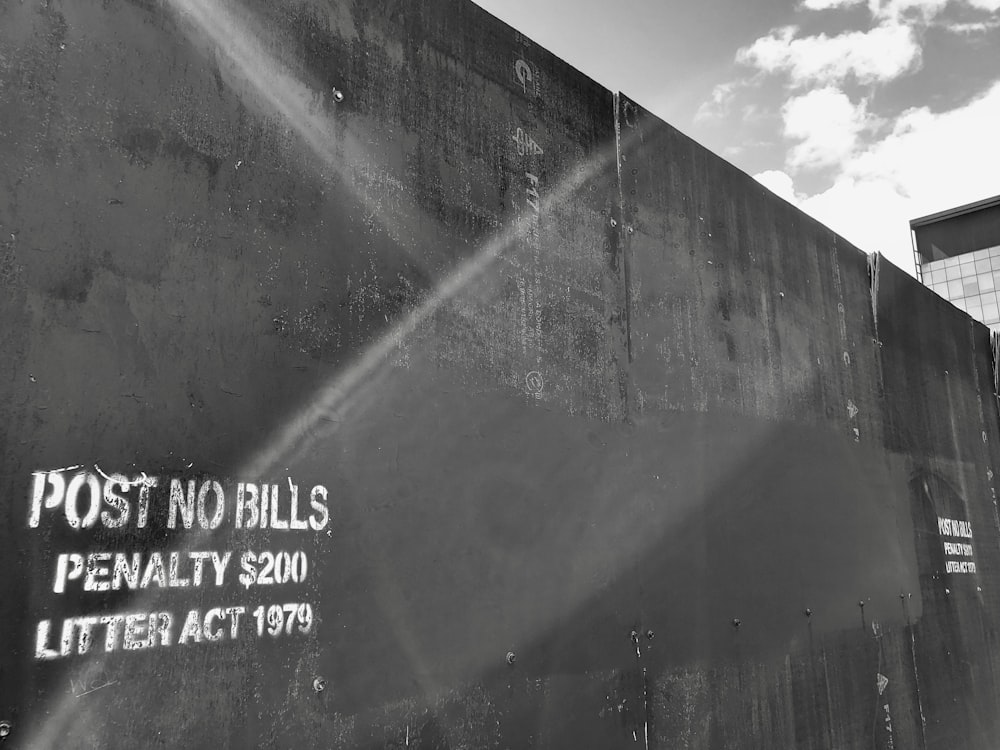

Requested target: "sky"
[{"left": 472, "top": 0, "right": 1000, "bottom": 275}]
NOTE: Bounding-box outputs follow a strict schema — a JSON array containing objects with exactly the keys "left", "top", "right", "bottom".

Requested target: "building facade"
[{"left": 912, "top": 195, "right": 1000, "bottom": 332}]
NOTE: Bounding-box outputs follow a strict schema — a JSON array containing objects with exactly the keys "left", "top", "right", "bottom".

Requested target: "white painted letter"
[
  {"left": 168, "top": 479, "right": 196, "bottom": 529},
  {"left": 53, "top": 553, "right": 85, "bottom": 594},
  {"left": 29, "top": 471, "right": 66, "bottom": 528},
  {"left": 65, "top": 472, "right": 101, "bottom": 529},
  {"left": 35, "top": 620, "right": 60, "bottom": 660},
  {"left": 211, "top": 551, "right": 232, "bottom": 586},
  {"left": 309, "top": 485, "right": 329, "bottom": 531},
  {"left": 197, "top": 480, "right": 225, "bottom": 529},
  {"left": 236, "top": 483, "right": 260, "bottom": 529},
  {"left": 101, "top": 474, "right": 131, "bottom": 528}
]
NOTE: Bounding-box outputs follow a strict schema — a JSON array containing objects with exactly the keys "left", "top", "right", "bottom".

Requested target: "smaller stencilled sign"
[
  {"left": 937, "top": 515, "right": 977, "bottom": 574},
  {"left": 27, "top": 467, "right": 329, "bottom": 660}
]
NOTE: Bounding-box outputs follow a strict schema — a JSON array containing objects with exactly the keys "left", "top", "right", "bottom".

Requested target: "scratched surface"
[{"left": 2, "top": 1, "right": 1000, "bottom": 748}]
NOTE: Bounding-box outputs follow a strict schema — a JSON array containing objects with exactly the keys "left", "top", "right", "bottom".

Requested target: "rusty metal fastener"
[
  {"left": 804, "top": 608, "right": 812, "bottom": 617},
  {"left": 0, "top": 721, "right": 11, "bottom": 739},
  {"left": 313, "top": 677, "right": 327, "bottom": 693},
  {"left": 646, "top": 630, "right": 654, "bottom": 640},
  {"left": 506, "top": 651, "right": 516, "bottom": 665},
  {"left": 331, "top": 89, "right": 345, "bottom": 103},
  {"left": 731, "top": 618, "right": 741, "bottom": 628}
]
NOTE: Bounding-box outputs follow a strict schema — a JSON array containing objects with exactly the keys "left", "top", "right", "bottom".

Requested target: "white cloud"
[
  {"left": 737, "top": 22, "right": 921, "bottom": 86},
  {"left": 799, "top": 177, "right": 915, "bottom": 266},
  {"left": 944, "top": 19, "right": 1000, "bottom": 32},
  {"left": 847, "top": 82, "right": 1000, "bottom": 203},
  {"left": 708, "top": 0, "right": 1000, "bottom": 277},
  {"left": 792, "top": 81, "right": 1000, "bottom": 272},
  {"left": 782, "top": 88, "right": 874, "bottom": 170},
  {"left": 695, "top": 81, "right": 738, "bottom": 121},
  {"left": 873, "top": 0, "right": 950, "bottom": 21},
  {"left": 754, "top": 170, "right": 800, "bottom": 203},
  {"left": 801, "top": 0, "right": 866, "bottom": 8}
]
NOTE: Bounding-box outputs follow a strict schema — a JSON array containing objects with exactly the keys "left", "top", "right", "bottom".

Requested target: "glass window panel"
[
  {"left": 976, "top": 258, "right": 993, "bottom": 274},
  {"left": 974, "top": 248, "right": 991, "bottom": 261},
  {"left": 990, "top": 247, "right": 1000, "bottom": 259},
  {"left": 924, "top": 270, "right": 937, "bottom": 284},
  {"left": 980, "top": 273, "right": 995, "bottom": 291},
  {"left": 983, "top": 304, "right": 999, "bottom": 323},
  {"left": 944, "top": 256, "right": 960, "bottom": 268},
  {"left": 946, "top": 265, "right": 963, "bottom": 281},
  {"left": 969, "top": 305, "right": 983, "bottom": 319},
  {"left": 963, "top": 277, "right": 980, "bottom": 296},
  {"left": 948, "top": 279, "right": 964, "bottom": 297},
  {"left": 955, "top": 298, "right": 968, "bottom": 311},
  {"left": 983, "top": 291, "right": 999, "bottom": 306}
]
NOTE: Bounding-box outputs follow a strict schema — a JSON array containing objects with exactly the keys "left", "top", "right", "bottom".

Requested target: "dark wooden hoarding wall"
[{"left": 1, "top": 1, "right": 999, "bottom": 748}]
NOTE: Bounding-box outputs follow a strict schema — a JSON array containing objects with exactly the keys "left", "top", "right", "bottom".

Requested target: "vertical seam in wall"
[
  {"left": 613, "top": 91, "right": 633, "bottom": 364},
  {"left": 868, "top": 252, "right": 880, "bottom": 343},
  {"left": 983, "top": 331, "right": 1000, "bottom": 538}
]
